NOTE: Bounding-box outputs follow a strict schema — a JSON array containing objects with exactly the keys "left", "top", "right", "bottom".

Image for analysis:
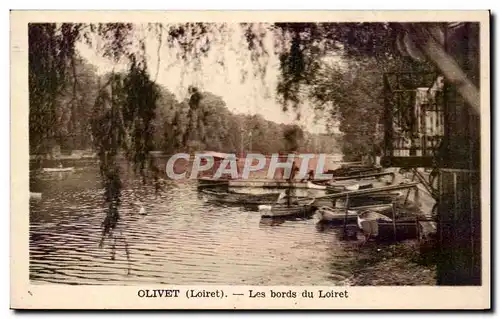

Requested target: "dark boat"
[
  {"left": 258, "top": 198, "right": 316, "bottom": 218},
  {"left": 357, "top": 211, "right": 419, "bottom": 241},
  {"left": 201, "top": 189, "right": 282, "bottom": 205},
  {"left": 326, "top": 165, "right": 382, "bottom": 177},
  {"left": 197, "top": 178, "right": 229, "bottom": 190}
]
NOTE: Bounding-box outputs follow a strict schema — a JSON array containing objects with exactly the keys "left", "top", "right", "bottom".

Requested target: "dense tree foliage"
[
  {"left": 31, "top": 54, "right": 339, "bottom": 158},
  {"left": 30, "top": 22, "right": 437, "bottom": 159},
  {"left": 307, "top": 56, "right": 434, "bottom": 161}
]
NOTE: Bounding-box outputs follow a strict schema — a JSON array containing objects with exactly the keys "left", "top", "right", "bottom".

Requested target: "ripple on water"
[{"left": 30, "top": 166, "right": 356, "bottom": 285}]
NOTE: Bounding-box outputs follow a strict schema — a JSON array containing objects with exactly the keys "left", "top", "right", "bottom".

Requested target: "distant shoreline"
[{"left": 30, "top": 152, "right": 347, "bottom": 161}]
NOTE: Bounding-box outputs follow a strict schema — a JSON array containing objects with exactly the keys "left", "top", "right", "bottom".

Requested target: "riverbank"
[
  {"left": 348, "top": 240, "right": 437, "bottom": 286},
  {"left": 343, "top": 186, "right": 437, "bottom": 286}
]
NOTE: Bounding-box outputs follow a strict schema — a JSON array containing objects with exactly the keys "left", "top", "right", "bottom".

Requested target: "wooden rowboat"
[
  {"left": 333, "top": 192, "right": 403, "bottom": 208},
  {"left": 228, "top": 179, "right": 329, "bottom": 189},
  {"left": 357, "top": 210, "right": 419, "bottom": 241},
  {"left": 315, "top": 192, "right": 401, "bottom": 208},
  {"left": 42, "top": 167, "right": 74, "bottom": 172},
  {"left": 201, "top": 189, "right": 282, "bottom": 205},
  {"left": 30, "top": 192, "right": 42, "bottom": 200},
  {"left": 197, "top": 178, "right": 229, "bottom": 189},
  {"left": 316, "top": 206, "right": 359, "bottom": 224},
  {"left": 376, "top": 218, "right": 419, "bottom": 241},
  {"left": 259, "top": 198, "right": 316, "bottom": 218},
  {"left": 307, "top": 181, "right": 327, "bottom": 190},
  {"left": 326, "top": 179, "right": 394, "bottom": 193},
  {"left": 326, "top": 183, "right": 360, "bottom": 193},
  {"left": 357, "top": 211, "right": 393, "bottom": 238},
  {"left": 317, "top": 203, "right": 394, "bottom": 223},
  {"left": 317, "top": 203, "right": 393, "bottom": 222}
]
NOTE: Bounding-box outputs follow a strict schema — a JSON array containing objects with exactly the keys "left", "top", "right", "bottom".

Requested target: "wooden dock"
[
  {"left": 228, "top": 179, "right": 317, "bottom": 189},
  {"left": 333, "top": 171, "right": 396, "bottom": 182},
  {"left": 314, "top": 182, "right": 421, "bottom": 200}
]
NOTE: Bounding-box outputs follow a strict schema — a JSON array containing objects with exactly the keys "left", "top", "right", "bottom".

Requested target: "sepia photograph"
[{"left": 10, "top": 10, "right": 490, "bottom": 309}]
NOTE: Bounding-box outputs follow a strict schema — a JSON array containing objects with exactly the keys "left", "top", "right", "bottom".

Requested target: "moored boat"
[
  {"left": 259, "top": 198, "right": 316, "bottom": 218},
  {"left": 30, "top": 192, "right": 42, "bottom": 200},
  {"left": 326, "top": 165, "right": 382, "bottom": 177},
  {"left": 317, "top": 203, "right": 394, "bottom": 224},
  {"left": 332, "top": 191, "right": 404, "bottom": 208},
  {"left": 376, "top": 217, "right": 419, "bottom": 241},
  {"left": 306, "top": 181, "right": 327, "bottom": 190},
  {"left": 325, "top": 178, "right": 393, "bottom": 193},
  {"left": 42, "top": 167, "right": 74, "bottom": 172},
  {"left": 228, "top": 179, "right": 330, "bottom": 189},
  {"left": 357, "top": 211, "right": 393, "bottom": 238},
  {"left": 326, "top": 182, "right": 360, "bottom": 193},
  {"left": 197, "top": 178, "right": 229, "bottom": 189},
  {"left": 357, "top": 210, "right": 419, "bottom": 241},
  {"left": 316, "top": 206, "right": 359, "bottom": 224},
  {"left": 201, "top": 189, "right": 283, "bottom": 205}
]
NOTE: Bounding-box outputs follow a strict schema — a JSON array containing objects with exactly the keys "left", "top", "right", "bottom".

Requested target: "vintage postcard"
[{"left": 10, "top": 10, "right": 490, "bottom": 310}]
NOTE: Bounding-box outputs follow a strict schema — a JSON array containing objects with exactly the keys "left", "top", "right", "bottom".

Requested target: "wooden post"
[
  {"left": 438, "top": 169, "right": 481, "bottom": 285},
  {"left": 391, "top": 203, "right": 397, "bottom": 241},
  {"left": 435, "top": 23, "right": 481, "bottom": 285},
  {"left": 403, "top": 169, "right": 417, "bottom": 206},
  {"left": 343, "top": 194, "right": 350, "bottom": 236},
  {"left": 414, "top": 183, "right": 420, "bottom": 208}
]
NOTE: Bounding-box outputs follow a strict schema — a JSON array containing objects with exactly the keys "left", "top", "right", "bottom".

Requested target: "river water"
[{"left": 29, "top": 163, "right": 359, "bottom": 286}]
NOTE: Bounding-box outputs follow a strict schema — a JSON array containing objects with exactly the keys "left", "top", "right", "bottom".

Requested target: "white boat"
[
  {"left": 357, "top": 211, "right": 393, "bottom": 238},
  {"left": 259, "top": 198, "right": 316, "bottom": 218},
  {"left": 326, "top": 178, "right": 395, "bottom": 193},
  {"left": 317, "top": 203, "right": 393, "bottom": 223},
  {"left": 307, "top": 181, "right": 327, "bottom": 190},
  {"left": 345, "top": 184, "right": 360, "bottom": 191},
  {"left": 202, "top": 189, "right": 283, "bottom": 205},
  {"left": 317, "top": 206, "right": 359, "bottom": 223},
  {"left": 30, "top": 192, "right": 42, "bottom": 200},
  {"left": 42, "top": 167, "right": 75, "bottom": 172}
]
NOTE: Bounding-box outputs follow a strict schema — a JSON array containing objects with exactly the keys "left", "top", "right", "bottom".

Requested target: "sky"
[{"left": 75, "top": 23, "right": 340, "bottom": 134}]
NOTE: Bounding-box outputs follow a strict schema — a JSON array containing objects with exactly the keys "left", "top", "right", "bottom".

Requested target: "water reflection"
[{"left": 30, "top": 163, "right": 358, "bottom": 285}]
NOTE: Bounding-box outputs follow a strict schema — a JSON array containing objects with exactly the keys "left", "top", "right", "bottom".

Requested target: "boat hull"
[
  {"left": 197, "top": 178, "right": 229, "bottom": 189},
  {"left": 259, "top": 199, "right": 316, "bottom": 218},
  {"left": 29, "top": 192, "right": 42, "bottom": 200},
  {"left": 357, "top": 211, "right": 418, "bottom": 241},
  {"left": 228, "top": 179, "right": 329, "bottom": 189},
  {"left": 42, "top": 167, "right": 74, "bottom": 172},
  {"left": 201, "top": 189, "right": 281, "bottom": 205},
  {"left": 317, "top": 207, "right": 358, "bottom": 224},
  {"left": 376, "top": 220, "right": 419, "bottom": 241}
]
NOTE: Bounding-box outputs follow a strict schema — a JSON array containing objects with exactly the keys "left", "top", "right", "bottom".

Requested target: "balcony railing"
[{"left": 381, "top": 71, "right": 445, "bottom": 168}]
